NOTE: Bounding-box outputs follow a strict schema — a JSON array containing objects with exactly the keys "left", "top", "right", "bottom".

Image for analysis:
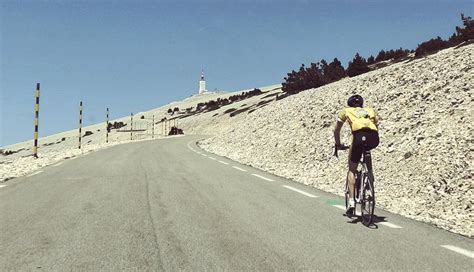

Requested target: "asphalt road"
[{"left": 1, "top": 136, "right": 472, "bottom": 270}]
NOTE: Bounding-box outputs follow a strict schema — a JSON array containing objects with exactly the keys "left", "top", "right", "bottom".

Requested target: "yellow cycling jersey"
[{"left": 337, "top": 107, "right": 378, "bottom": 132}]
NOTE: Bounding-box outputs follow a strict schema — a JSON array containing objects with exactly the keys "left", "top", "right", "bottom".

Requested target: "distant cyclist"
[{"left": 334, "top": 94, "right": 379, "bottom": 216}]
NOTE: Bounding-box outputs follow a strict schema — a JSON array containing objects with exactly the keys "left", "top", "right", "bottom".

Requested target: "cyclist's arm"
[
  {"left": 334, "top": 120, "right": 344, "bottom": 146},
  {"left": 373, "top": 109, "right": 379, "bottom": 130},
  {"left": 334, "top": 110, "right": 347, "bottom": 146}
]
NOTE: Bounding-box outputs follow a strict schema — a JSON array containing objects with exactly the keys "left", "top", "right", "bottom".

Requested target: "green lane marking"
[{"left": 326, "top": 199, "right": 344, "bottom": 205}]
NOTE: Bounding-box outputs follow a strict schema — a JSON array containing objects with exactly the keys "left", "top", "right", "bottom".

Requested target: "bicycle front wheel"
[{"left": 361, "top": 172, "right": 375, "bottom": 226}]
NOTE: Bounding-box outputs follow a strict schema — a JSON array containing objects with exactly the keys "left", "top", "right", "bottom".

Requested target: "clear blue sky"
[{"left": 1, "top": 0, "right": 472, "bottom": 146}]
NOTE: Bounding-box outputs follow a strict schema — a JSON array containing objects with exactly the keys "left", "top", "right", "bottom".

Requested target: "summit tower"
[{"left": 199, "top": 70, "right": 207, "bottom": 95}]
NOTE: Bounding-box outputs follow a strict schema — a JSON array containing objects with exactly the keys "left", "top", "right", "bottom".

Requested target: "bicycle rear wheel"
[{"left": 361, "top": 172, "right": 375, "bottom": 226}]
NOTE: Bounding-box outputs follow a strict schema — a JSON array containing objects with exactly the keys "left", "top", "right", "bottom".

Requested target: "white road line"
[
  {"left": 201, "top": 154, "right": 208, "bottom": 157},
  {"left": 0, "top": 185, "right": 6, "bottom": 188},
  {"left": 333, "top": 205, "right": 346, "bottom": 210},
  {"left": 187, "top": 141, "right": 194, "bottom": 151},
  {"left": 379, "top": 222, "right": 403, "bottom": 229},
  {"left": 440, "top": 245, "right": 474, "bottom": 259},
  {"left": 282, "top": 185, "right": 318, "bottom": 198},
  {"left": 232, "top": 166, "right": 247, "bottom": 172},
  {"left": 53, "top": 162, "right": 64, "bottom": 167},
  {"left": 218, "top": 161, "right": 229, "bottom": 165},
  {"left": 208, "top": 157, "right": 217, "bottom": 160},
  {"left": 251, "top": 174, "right": 274, "bottom": 182},
  {"left": 27, "top": 170, "right": 43, "bottom": 177}
]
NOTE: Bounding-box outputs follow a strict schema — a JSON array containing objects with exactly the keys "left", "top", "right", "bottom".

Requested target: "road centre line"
[
  {"left": 251, "top": 174, "right": 274, "bottom": 182},
  {"left": 282, "top": 185, "right": 318, "bottom": 198},
  {"left": 379, "top": 222, "right": 403, "bottom": 229},
  {"left": 208, "top": 157, "right": 217, "bottom": 160},
  {"left": 232, "top": 166, "right": 247, "bottom": 172},
  {"left": 201, "top": 154, "right": 208, "bottom": 157},
  {"left": 440, "top": 245, "right": 474, "bottom": 259},
  {"left": 218, "top": 160, "right": 229, "bottom": 165}
]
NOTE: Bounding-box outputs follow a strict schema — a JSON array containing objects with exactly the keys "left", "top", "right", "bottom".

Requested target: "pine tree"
[
  {"left": 346, "top": 53, "right": 370, "bottom": 77},
  {"left": 367, "top": 55, "right": 375, "bottom": 64},
  {"left": 456, "top": 13, "right": 474, "bottom": 42}
]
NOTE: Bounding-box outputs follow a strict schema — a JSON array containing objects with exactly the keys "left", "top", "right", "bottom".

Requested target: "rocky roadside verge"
[{"left": 198, "top": 44, "right": 473, "bottom": 237}]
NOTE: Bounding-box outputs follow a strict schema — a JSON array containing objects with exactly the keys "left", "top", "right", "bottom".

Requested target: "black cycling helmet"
[{"left": 347, "top": 94, "right": 364, "bottom": 107}]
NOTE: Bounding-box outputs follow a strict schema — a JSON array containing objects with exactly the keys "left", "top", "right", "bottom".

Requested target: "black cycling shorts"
[{"left": 350, "top": 129, "right": 379, "bottom": 163}]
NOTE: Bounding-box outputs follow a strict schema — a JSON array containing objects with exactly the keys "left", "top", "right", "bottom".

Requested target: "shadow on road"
[{"left": 342, "top": 213, "right": 387, "bottom": 229}]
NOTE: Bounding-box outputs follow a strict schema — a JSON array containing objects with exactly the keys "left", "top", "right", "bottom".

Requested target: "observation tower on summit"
[{"left": 199, "top": 70, "right": 207, "bottom": 95}]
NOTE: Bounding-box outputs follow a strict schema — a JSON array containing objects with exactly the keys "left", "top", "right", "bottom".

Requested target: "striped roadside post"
[
  {"left": 152, "top": 115, "right": 155, "bottom": 139},
  {"left": 106, "top": 108, "right": 109, "bottom": 143},
  {"left": 33, "top": 83, "right": 40, "bottom": 158},
  {"left": 78, "top": 101, "right": 83, "bottom": 149},
  {"left": 130, "top": 113, "right": 133, "bottom": 141}
]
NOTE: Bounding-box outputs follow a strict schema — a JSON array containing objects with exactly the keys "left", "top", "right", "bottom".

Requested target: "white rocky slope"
[
  {"left": 0, "top": 86, "right": 280, "bottom": 181},
  {"left": 197, "top": 45, "right": 473, "bottom": 237}
]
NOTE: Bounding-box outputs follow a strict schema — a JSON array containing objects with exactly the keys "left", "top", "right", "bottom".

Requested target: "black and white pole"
[
  {"left": 152, "top": 115, "right": 155, "bottom": 139},
  {"left": 79, "top": 101, "right": 83, "bottom": 149},
  {"left": 33, "top": 83, "right": 40, "bottom": 158},
  {"left": 106, "top": 107, "right": 109, "bottom": 143},
  {"left": 130, "top": 113, "right": 133, "bottom": 141}
]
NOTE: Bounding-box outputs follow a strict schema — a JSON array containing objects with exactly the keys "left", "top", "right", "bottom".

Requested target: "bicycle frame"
[{"left": 355, "top": 150, "right": 373, "bottom": 202}]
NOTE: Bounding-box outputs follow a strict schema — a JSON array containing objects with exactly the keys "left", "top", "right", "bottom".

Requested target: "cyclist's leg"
[
  {"left": 347, "top": 136, "right": 362, "bottom": 214},
  {"left": 364, "top": 130, "right": 379, "bottom": 177},
  {"left": 347, "top": 160, "right": 358, "bottom": 199}
]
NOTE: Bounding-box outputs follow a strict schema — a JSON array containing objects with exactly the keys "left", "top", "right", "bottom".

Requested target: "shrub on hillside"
[
  {"left": 415, "top": 36, "right": 450, "bottom": 57},
  {"left": 168, "top": 126, "right": 184, "bottom": 135},
  {"left": 224, "top": 108, "right": 237, "bottom": 114},
  {"left": 107, "top": 121, "right": 126, "bottom": 131}
]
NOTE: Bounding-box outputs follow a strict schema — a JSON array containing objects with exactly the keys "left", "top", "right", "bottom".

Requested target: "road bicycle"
[{"left": 334, "top": 144, "right": 376, "bottom": 226}]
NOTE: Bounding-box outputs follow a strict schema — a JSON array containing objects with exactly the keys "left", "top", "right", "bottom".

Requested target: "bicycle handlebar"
[{"left": 333, "top": 144, "right": 350, "bottom": 157}]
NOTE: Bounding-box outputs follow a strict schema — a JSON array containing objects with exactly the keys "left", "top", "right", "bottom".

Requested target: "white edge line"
[
  {"left": 379, "top": 222, "right": 403, "bottom": 229},
  {"left": 27, "top": 170, "right": 43, "bottom": 177},
  {"left": 232, "top": 166, "right": 247, "bottom": 172},
  {"left": 440, "top": 245, "right": 474, "bottom": 259},
  {"left": 0, "top": 185, "right": 6, "bottom": 188},
  {"left": 53, "top": 162, "right": 64, "bottom": 167},
  {"left": 218, "top": 161, "right": 229, "bottom": 165},
  {"left": 201, "top": 154, "right": 208, "bottom": 157},
  {"left": 282, "top": 185, "right": 318, "bottom": 198},
  {"left": 252, "top": 174, "right": 274, "bottom": 182},
  {"left": 208, "top": 157, "right": 217, "bottom": 160}
]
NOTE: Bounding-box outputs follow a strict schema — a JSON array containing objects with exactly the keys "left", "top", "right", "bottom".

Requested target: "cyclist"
[{"left": 334, "top": 94, "right": 379, "bottom": 216}]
